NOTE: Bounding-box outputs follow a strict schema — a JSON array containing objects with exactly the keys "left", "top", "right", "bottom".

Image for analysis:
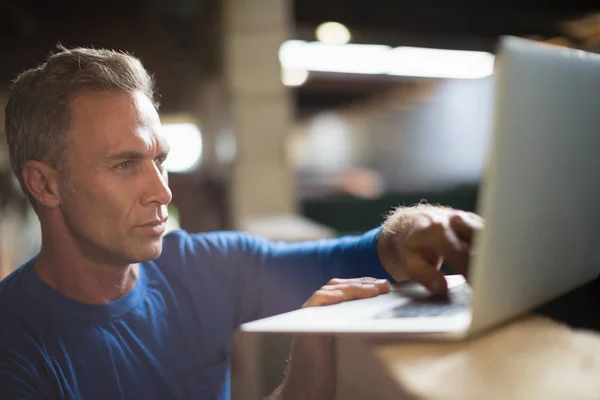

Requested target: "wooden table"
[
  {"left": 233, "top": 315, "right": 600, "bottom": 399},
  {"left": 334, "top": 315, "right": 600, "bottom": 400}
]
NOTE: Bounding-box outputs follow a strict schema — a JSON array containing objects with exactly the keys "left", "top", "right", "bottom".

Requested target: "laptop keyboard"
[{"left": 376, "top": 284, "right": 471, "bottom": 319}]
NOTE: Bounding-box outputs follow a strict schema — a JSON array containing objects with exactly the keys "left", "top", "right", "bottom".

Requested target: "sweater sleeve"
[{"left": 233, "top": 227, "right": 395, "bottom": 324}]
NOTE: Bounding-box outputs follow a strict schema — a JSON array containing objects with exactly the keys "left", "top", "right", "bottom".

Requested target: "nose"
[{"left": 141, "top": 162, "right": 172, "bottom": 207}]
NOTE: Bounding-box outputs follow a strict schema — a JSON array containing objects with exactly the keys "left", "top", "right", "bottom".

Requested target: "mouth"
[
  {"left": 140, "top": 217, "right": 168, "bottom": 226},
  {"left": 136, "top": 217, "right": 168, "bottom": 236}
]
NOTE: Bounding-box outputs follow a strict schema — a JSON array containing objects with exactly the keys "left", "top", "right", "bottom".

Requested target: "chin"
[
  {"left": 127, "top": 240, "right": 164, "bottom": 263},
  {"left": 142, "top": 242, "right": 164, "bottom": 261}
]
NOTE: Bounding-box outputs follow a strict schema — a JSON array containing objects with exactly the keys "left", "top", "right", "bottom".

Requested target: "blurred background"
[{"left": 1, "top": 0, "right": 600, "bottom": 277}]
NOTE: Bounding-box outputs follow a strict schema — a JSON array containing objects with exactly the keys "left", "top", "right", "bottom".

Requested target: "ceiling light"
[
  {"left": 279, "top": 40, "right": 391, "bottom": 75},
  {"left": 387, "top": 47, "right": 495, "bottom": 79},
  {"left": 316, "top": 21, "right": 351, "bottom": 45},
  {"left": 278, "top": 40, "right": 495, "bottom": 79},
  {"left": 162, "top": 123, "right": 203, "bottom": 173}
]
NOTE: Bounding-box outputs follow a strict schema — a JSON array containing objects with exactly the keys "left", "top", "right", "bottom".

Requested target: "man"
[{"left": 0, "top": 46, "right": 483, "bottom": 399}]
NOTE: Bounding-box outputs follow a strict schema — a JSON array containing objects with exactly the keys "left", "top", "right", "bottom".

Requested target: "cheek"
[{"left": 63, "top": 181, "right": 136, "bottom": 223}]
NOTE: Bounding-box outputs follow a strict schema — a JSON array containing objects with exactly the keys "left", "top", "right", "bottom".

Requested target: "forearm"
[
  {"left": 266, "top": 335, "right": 336, "bottom": 400},
  {"left": 249, "top": 229, "right": 393, "bottom": 320}
]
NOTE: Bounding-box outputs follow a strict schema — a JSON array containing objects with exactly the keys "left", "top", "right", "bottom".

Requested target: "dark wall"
[{"left": 300, "top": 184, "right": 479, "bottom": 234}]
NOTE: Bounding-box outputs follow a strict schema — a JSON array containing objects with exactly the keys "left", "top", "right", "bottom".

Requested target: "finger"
[
  {"left": 436, "top": 227, "right": 470, "bottom": 277},
  {"left": 302, "top": 289, "right": 346, "bottom": 308},
  {"left": 450, "top": 213, "right": 483, "bottom": 247},
  {"left": 324, "top": 277, "right": 391, "bottom": 294},
  {"left": 404, "top": 250, "right": 448, "bottom": 294},
  {"left": 303, "top": 279, "right": 389, "bottom": 307},
  {"left": 326, "top": 278, "right": 354, "bottom": 285},
  {"left": 373, "top": 279, "right": 392, "bottom": 293},
  {"left": 465, "top": 211, "right": 485, "bottom": 225},
  {"left": 356, "top": 277, "right": 391, "bottom": 293},
  {"left": 326, "top": 277, "right": 377, "bottom": 286},
  {"left": 357, "top": 277, "right": 378, "bottom": 284},
  {"left": 405, "top": 222, "right": 469, "bottom": 280},
  {"left": 325, "top": 282, "right": 382, "bottom": 302}
]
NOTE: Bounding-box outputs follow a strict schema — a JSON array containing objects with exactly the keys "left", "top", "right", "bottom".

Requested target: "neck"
[{"left": 35, "top": 220, "right": 139, "bottom": 305}]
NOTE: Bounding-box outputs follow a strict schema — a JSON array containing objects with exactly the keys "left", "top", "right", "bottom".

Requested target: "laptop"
[{"left": 239, "top": 36, "right": 600, "bottom": 340}]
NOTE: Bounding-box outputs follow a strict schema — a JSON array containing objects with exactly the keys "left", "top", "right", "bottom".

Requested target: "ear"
[{"left": 21, "top": 160, "right": 61, "bottom": 208}]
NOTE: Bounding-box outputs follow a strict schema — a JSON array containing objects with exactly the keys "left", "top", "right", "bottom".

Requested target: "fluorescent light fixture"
[
  {"left": 281, "top": 67, "right": 309, "bottom": 86},
  {"left": 316, "top": 21, "right": 351, "bottom": 45},
  {"left": 279, "top": 40, "right": 391, "bottom": 75},
  {"left": 278, "top": 40, "right": 495, "bottom": 79},
  {"left": 387, "top": 47, "right": 495, "bottom": 79},
  {"left": 162, "top": 123, "right": 203, "bottom": 173}
]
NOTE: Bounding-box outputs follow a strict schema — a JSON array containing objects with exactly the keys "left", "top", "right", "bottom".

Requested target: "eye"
[
  {"left": 155, "top": 154, "right": 169, "bottom": 169},
  {"left": 155, "top": 154, "right": 168, "bottom": 165},
  {"left": 115, "top": 160, "right": 134, "bottom": 170}
]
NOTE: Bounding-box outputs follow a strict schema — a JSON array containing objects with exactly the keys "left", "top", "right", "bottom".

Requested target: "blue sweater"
[{"left": 0, "top": 228, "right": 390, "bottom": 399}]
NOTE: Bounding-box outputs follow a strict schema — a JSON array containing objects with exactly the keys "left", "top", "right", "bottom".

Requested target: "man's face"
[{"left": 58, "top": 90, "right": 172, "bottom": 264}]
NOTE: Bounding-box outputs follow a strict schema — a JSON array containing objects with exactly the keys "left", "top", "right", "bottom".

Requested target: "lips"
[
  {"left": 136, "top": 217, "right": 168, "bottom": 236},
  {"left": 139, "top": 218, "right": 167, "bottom": 227}
]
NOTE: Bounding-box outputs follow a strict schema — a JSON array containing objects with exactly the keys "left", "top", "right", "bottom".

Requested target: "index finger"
[
  {"left": 437, "top": 226, "right": 470, "bottom": 278},
  {"left": 407, "top": 222, "right": 470, "bottom": 278},
  {"left": 450, "top": 213, "right": 484, "bottom": 247}
]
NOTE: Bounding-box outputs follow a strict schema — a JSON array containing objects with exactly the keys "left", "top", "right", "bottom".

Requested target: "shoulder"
[
  {"left": 0, "top": 265, "right": 30, "bottom": 318},
  {"left": 0, "top": 264, "right": 44, "bottom": 337},
  {"left": 0, "top": 268, "right": 49, "bottom": 389}
]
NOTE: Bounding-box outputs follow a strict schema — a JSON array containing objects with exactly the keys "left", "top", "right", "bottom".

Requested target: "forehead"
[{"left": 67, "top": 91, "right": 166, "bottom": 155}]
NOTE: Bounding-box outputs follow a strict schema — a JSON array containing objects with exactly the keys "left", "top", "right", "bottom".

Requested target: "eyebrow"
[
  {"left": 107, "top": 151, "right": 146, "bottom": 161},
  {"left": 106, "top": 148, "right": 170, "bottom": 161}
]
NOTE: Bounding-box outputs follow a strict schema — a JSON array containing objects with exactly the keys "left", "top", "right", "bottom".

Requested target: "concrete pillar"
[
  {"left": 222, "top": 0, "right": 296, "bottom": 227},
  {"left": 0, "top": 92, "right": 8, "bottom": 172},
  {"left": 0, "top": 92, "right": 10, "bottom": 278}
]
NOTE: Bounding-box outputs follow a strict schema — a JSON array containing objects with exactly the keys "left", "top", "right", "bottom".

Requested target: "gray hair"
[{"left": 4, "top": 45, "right": 158, "bottom": 205}]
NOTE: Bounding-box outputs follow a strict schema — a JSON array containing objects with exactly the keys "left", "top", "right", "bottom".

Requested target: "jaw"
[{"left": 120, "top": 235, "right": 164, "bottom": 263}]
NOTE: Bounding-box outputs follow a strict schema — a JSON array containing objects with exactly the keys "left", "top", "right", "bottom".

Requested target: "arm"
[
  {"left": 252, "top": 205, "right": 484, "bottom": 400},
  {"left": 265, "top": 335, "right": 334, "bottom": 400},
  {"left": 266, "top": 278, "right": 391, "bottom": 400},
  {"left": 236, "top": 204, "right": 483, "bottom": 323},
  {"left": 235, "top": 227, "right": 394, "bottom": 323}
]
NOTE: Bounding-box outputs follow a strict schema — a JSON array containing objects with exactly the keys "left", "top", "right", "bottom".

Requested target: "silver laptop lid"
[{"left": 469, "top": 36, "right": 600, "bottom": 333}]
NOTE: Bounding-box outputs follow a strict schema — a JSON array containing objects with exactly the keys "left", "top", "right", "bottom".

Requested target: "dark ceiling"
[
  {"left": 295, "top": 0, "right": 597, "bottom": 46},
  {"left": 293, "top": 0, "right": 600, "bottom": 115},
  {"left": 1, "top": 0, "right": 599, "bottom": 116}
]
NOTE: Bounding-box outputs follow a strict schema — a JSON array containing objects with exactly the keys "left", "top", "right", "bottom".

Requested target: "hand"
[
  {"left": 268, "top": 277, "right": 390, "bottom": 400},
  {"left": 302, "top": 277, "right": 392, "bottom": 307},
  {"left": 378, "top": 205, "right": 484, "bottom": 294}
]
